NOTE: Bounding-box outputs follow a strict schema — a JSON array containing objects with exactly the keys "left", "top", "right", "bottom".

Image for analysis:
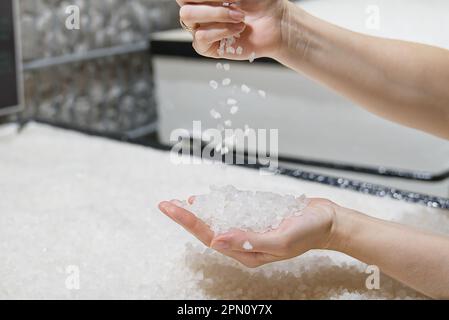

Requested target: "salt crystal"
[
  {"left": 226, "top": 46, "right": 236, "bottom": 54},
  {"left": 236, "top": 46, "right": 243, "bottom": 55},
  {"left": 223, "top": 63, "right": 231, "bottom": 71},
  {"left": 249, "top": 52, "right": 256, "bottom": 63},
  {"left": 258, "top": 90, "right": 266, "bottom": 98},
  {"left": 181, "top": 185, "right": 308, "bottom": 234},
  {"left": 241, "top": 84, "right": 251, "bottom": 94},
  {"left": 227, "top": 98, "right": 237, "bottom": 105},
  {"left": 243, "top": 241, "right": 253, "bottom": 251},
  {"left": 210, "top": 109, "right": 222, "bottom": 119},
  {"left": 216, "top": 63, "right": 223, "bottom": 70},
  {"left": 244, "top": 124, "right": 251, "bottom": 135},
  {"left": 230, "top": 106, "right": 239, "bottom": 114},
  {"left": 224, "top": 120, "right": 232, "bottom": 127},
  {"left": 222, "top": 78, "right": 231, "bottom": 86},
  {"left": 221, "top": 146, "right": 230, "bottom": 155},
  {"left": 209, "top": 80, "right": 218, "bottom": 90}
]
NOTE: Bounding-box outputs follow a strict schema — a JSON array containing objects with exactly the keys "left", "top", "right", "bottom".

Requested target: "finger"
[
  {"left": 212, "top": 229, "right": 284, "bottom": 254},
  {"left": 195, "top": 22, "right": 246, "bottom": 45},
  {"left": 158, "top": 201, "right": 214, "bottom": 246},
  {"left": 180, "top": 5, "right": 245, "bottom": 25},
  {"left": 211, "top": 245, "right": 278, "bottom": 268}
]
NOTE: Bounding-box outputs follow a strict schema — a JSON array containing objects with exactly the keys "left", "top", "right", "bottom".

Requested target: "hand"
[
  {"left": 176, "top": 0, "right": 289, "bottom": 60},
  {"left": 158, "top": 197, "right": 338, "bottom": 268}
]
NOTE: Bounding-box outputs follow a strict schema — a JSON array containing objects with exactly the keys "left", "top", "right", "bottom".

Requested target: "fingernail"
[
  {"left": 212, "top": 240, "right": 230, "bottom": 250},
  {"left": 229, "top": 10, "right": 245, "bottom": 21}
]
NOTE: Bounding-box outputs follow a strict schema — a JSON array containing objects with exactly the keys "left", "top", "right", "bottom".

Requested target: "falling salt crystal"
[
  {"left": 223, "top": 63, "right": 230, "bottom": 71},
  {"left": 217, "top": 124, "right": 225, "bottom": 131},
  {"left": 221, "top": 146, "right": 230, "bottom": 155},
  {"left": 230, "top": 106, "right": 239, "bottom": 114},
  {"left": 224, "top": 120, "right": 232, "bottom": 127},
  {"left": 258, "top": 90, "right": 266, "bottom": 98},
  {"left": 241, "top": 84, "right": 251, "bottom": 94},
  {"left": 236, "top": 46, "right": 243, "bottom": 55},
  {"left": 210, "top": 109, "right": 222, "bottom": 119},
  {"left": 222, "top": 78, "right": 231, "bottom": 86},
  {"left": 227, "top": 98, "right": 237, "bottom": 105},
  {"left": 243, "top": 241, "right": 253, "bottom": 251},
  {"left": 209, "top": 80, "right": 218, "bottom": 90},
  {"left": 249, "top": 52, "right": 256, "bottom": 63},
  {"left": 216, "top": 63, "right": 223, "bottom": 70},
  {"left": 244, "top": 125, "right": 251, "bottom": 136}
]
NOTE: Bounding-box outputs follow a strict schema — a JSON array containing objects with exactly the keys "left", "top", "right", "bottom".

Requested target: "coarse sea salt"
[
  {"left": 236, "top": 46, "right": 243, "bottom": 55},
  {"left": 216, "top": 62, "right": 223, "bottom": 70},
  {"left": 258, "top": 90, "right": 266, "bottom": 98},
  {"left": 241, "top": 84, "right": 251, "bottom": 94},
  {"left": 210, "top": 109, "right": 222, "bottom": 119},
  {"left": 230, "top": 106, "right": 239, "bottom": 114},
  {"left": 227, "top": 98, "right": 237, "bottom": 105},
  {"left": 243, "top": 241, "right": 253, "bottom": 251},
  {"left": 249, "top": 52, "right": 256, "bottom": 63},
  {"left": 181, "top": 185, "right": 309, "bottom": 234},
  {"left": 224, "top": 120, "right": 232, "bottom": 127},
  {"left": 222, "top": 78, "right": 231, "bottom": 86},
  {"left": 223, "top": 63, "right": 231, "bottom": 71},
  {"left": 209, "top": 80, "right": 218, "bottom": 90}
]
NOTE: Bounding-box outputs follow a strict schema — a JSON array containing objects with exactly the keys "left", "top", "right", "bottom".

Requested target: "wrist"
[
  {"left": 324, "top": 205, "right": 361, "bottom": 253},
  {"left": 273, "top": 1, "right": 309, "bottom": 63}
]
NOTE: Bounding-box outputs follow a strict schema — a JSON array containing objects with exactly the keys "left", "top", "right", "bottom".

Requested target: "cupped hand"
[
  {"left": 158, "top": 197, "right": 338, "bottom": 268},
  {"left": 176, "top": 0, "right": 289, "bottom": 60}
]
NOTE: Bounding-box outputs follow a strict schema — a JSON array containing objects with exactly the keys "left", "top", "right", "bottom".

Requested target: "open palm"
[{"left": 158, "top": 197, "right": 336, "bottom": 268}]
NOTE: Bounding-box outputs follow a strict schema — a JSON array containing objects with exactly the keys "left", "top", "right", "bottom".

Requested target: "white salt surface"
[
  {"left": 182, "top": 185, "right": 308, "bottom": 234},
  {"left": 1, "top": 123, "right": 448, "bottom": 299}
]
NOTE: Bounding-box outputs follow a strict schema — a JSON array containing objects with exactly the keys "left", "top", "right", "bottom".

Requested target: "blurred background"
[
  {"left": 1, "top": 0, "right": 449, "bottom": 203},
  {"left": 17, "top": 0, "right": 178, "bottom": 137}
]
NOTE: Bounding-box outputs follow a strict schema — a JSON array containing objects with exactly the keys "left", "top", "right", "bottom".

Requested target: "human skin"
[{"left": 163, "top": 0, "right": 449, "bottom": 299}]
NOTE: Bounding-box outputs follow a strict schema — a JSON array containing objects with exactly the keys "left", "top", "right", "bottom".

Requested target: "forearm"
[
  {"left": 275, "top": 2, "right": 449, "bottom": 139},
  {"left": 328, "top": 206, "right": 449, "bottom": 299}
]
